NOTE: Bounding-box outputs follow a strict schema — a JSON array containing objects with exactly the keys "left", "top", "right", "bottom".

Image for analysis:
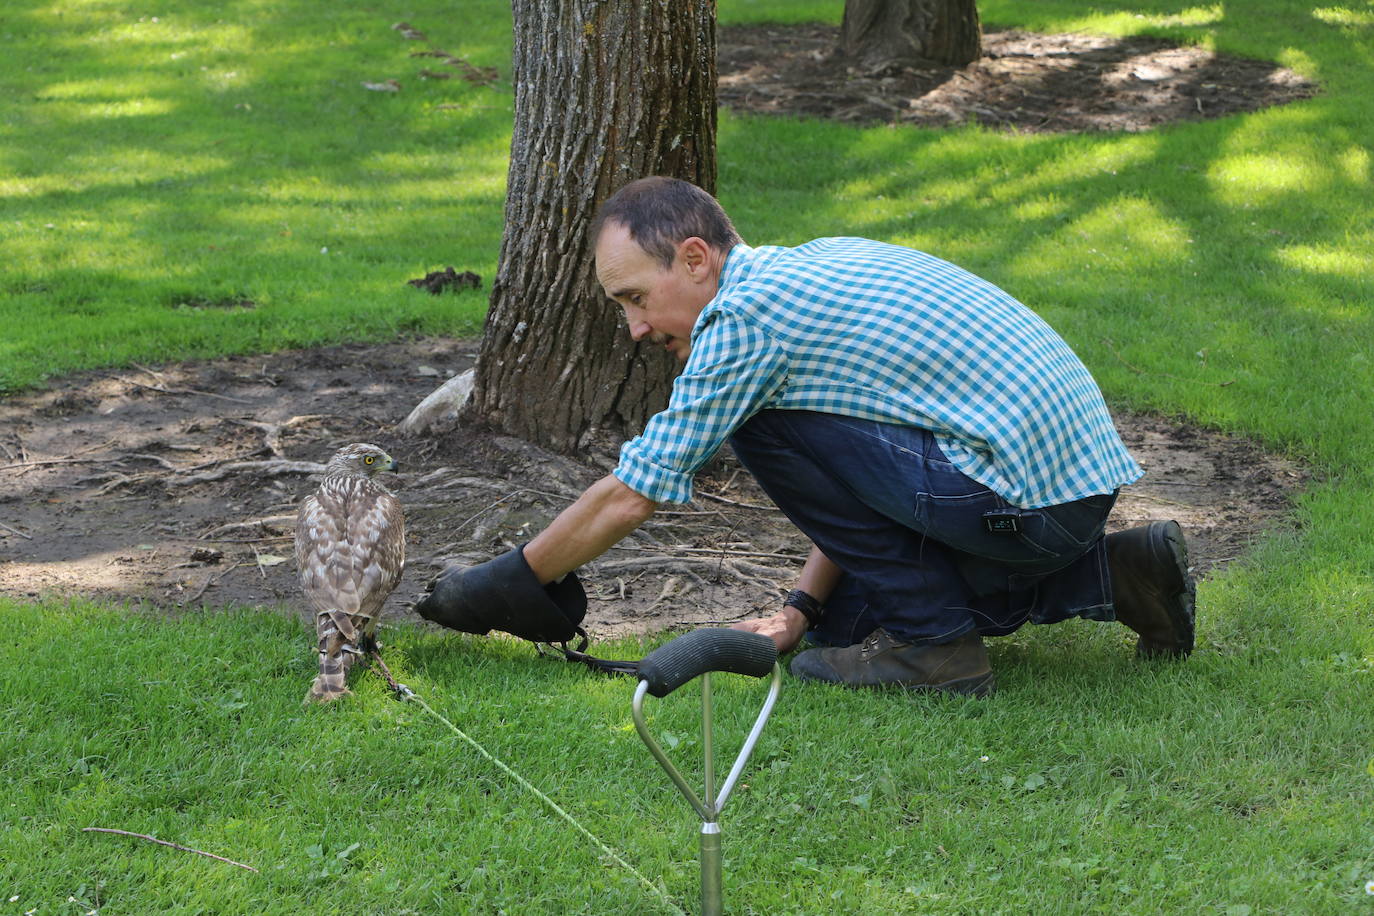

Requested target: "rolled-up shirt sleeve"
[{"left": 614, "top": 311, "right": 787, "bottom": 504}]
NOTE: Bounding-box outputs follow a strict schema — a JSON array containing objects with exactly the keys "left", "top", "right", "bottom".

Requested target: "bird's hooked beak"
[{"left": 386, "top": 457, "right": 400, "bottom": 473}]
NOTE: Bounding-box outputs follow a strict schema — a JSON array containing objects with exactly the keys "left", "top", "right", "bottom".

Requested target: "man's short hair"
[{"left": 592, "top": 177, "right": 742, "bottom": 270}]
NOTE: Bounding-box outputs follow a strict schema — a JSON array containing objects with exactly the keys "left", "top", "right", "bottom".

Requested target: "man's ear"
[{"left": 678, "top": 236, "right": 711, "bottom": 278}]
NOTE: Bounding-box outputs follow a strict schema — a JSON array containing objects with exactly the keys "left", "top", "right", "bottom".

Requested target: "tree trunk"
[
  {"left": 840, "top": 0, "right": 981, "bottom": 70},
  {"left": 464, "top": 1, "right": 718, "bottom": 453}
]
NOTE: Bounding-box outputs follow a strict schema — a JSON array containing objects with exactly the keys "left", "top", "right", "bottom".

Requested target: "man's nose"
[{"left": 627, "top": 318, "right": 652, "bottom": 341}]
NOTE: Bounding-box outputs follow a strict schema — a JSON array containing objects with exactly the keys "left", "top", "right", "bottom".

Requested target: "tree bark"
[
  {"left": 840, "top": 0, "right": 981, "bottom": 71},
  {"left": 464, "top": 1, "right": 718, "bottom": 453}
]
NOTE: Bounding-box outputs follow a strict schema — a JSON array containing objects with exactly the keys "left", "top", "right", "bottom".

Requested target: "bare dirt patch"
[
  {"left": 718, "top": 25, "right": 1317, "bottom": 132},
  {"left": 0, "top": 338, "right": 1308, "bottom": 642}
]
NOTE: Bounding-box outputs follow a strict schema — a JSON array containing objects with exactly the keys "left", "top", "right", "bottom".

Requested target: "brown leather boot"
[
  {"left": 790, "top": 629, "right": 995, "bottom": 696},
  {"left": 1106, "top": 520, "right": 1196, "bottom": 658}
]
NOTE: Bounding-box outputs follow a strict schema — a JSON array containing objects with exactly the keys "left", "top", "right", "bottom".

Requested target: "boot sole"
[
  {"left": 1137, "top": 520, "right": 1196, "bottom": 659},
  {"left": 843, "top": 671, "right": 997, "bottom": 698},
  {"left": 901, "top": 670, "right": 997, "bottom": 698},
  {"left": 790, "top": 653, "right": 997, "bottom": 697}
]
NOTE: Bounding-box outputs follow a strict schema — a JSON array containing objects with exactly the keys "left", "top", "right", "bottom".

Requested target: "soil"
[
  {"left": 0, "top": 338, "right": 1308, "bottom": 642},
  {"left": 0, "top": 27, "right": 1318, "bottom": 663},
  {"left": 717, "top": 25, "right": 1318, "bottom": 132}
]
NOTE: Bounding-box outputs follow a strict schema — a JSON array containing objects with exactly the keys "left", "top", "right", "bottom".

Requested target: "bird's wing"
[
  {"left": 295, "top": 482, "right": 363, "bottom": 616},
  {"left": 295, "top": 478, "right": 405, "bottom": 627},
  {"left": 354, "top": 486, "right": 405, "bottom": 629}
]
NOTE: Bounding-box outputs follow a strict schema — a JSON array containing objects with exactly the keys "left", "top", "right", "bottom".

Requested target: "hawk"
[{"left": 295, "top": 443, "right": 405, "bottom": 703}]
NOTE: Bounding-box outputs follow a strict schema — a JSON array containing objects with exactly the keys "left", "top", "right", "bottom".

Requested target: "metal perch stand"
[{"left": 631, "top": 628, "right": 782, "bottom": 916}]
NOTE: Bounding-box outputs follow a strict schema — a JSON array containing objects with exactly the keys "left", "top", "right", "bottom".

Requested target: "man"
[{"left": 416, "top": 177, "right": 1195, "bottom": 696}]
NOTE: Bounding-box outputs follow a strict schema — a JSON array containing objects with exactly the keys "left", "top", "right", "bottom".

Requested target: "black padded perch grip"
[{"left": 637, "top": 628, "right": 778, "bottom": 698}]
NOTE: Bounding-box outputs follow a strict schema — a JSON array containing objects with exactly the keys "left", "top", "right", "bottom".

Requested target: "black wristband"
[{"left": 783, "top": 589, "right": 824, "bottom": 626}]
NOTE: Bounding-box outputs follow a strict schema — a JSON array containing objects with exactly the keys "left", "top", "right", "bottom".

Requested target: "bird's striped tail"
[{"left": 305, "top": 609, "right": 361, "bottom": 704}]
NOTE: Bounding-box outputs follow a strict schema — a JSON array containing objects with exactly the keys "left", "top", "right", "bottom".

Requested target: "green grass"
[
  {"left": 1, "top": 0, "right": 507, "bottom": 387},
  {"left": 3, "top": 0, "right": 1374, "bottom": 912},
  {"left": 3, "top": 600, "right": 1370, "bottom": 914}
]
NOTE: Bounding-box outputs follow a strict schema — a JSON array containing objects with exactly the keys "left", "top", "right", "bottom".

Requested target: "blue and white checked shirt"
[{"left": 614, "top": 238, "right": 1142, "bottom": 508}]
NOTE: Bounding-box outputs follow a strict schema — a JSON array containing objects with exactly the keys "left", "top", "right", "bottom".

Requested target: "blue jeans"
[{"left": 728, "top": 411, "right": 1117, "bottom": 647}]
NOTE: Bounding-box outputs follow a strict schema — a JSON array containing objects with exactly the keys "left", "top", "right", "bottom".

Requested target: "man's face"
[{"left": 594, "top": 222, "right": 719, "bottom": 362}]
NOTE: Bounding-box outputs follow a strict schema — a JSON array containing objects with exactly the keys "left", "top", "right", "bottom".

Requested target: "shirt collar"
[
  {"left": 691, "top": 243, "right": 755, "bottom": 341},
  {"left": 717, "top": 243, "right": 756, "bottom": 292}
]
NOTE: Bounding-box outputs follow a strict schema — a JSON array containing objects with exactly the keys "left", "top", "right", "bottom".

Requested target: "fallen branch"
[
  {"left": 430, "top": 475, "right": 582, "bottom": 504},
  {"left": 203, "top": 535, "right": 294, "bottom": 544},
  {"left": 199, "top": 515, "right": 297, "bottom": 539},
  {"left": 608, "top": 543, "right": 806, "bottom": 563},
  {"left": 170, "top": 459, "right": 325, "bottom": 486},
  {"left": 182, "top": 561, "right": 243, "bottom": 604},
  {"left": 0, "top": 446, "right": 118, "bottom": 473},
  {"left": 0, "top": 520, "right": 32, "bottom": 540},
  {"left": 81, "top": 826, "right": 259, "bottom": 873},
  {"left": 248, "top": 544, "right": 270, "bottom": 579},
  {"left": 593, "top": 554, "right": 792, "bottom": 589},
  {"left": 225, "top": 415, "right": 331, "bottom": 457},
  {"left": 695, "top": 491, "right": 780, "bottom": 511},
  {"left": 0, "top": 457, "right": 93, "bottom": 472},
  {"left": 128, "top": 453, "right": 181, "bottom": 470},
  {"left": 596, "top": 556, "right": 723, "bottom": 572},
  {"left": 93, "top": 472, "right": 159, "bottom": 496},
  {"left": 125, "top": 377, "right": 254, "bottom": 405},
  {"left": 129, "top": 363, "right": 256, "bottom": 404},
  {"left": 444, "top": 492, "right": 519, "bottom": 541}
]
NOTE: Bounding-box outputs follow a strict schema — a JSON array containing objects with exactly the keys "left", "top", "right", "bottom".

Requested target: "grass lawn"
[{"left": 3, "top": 0, "right": 1373, "bottom": 913}]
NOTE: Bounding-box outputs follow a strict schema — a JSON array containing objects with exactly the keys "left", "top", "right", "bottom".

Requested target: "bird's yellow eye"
[{"left": 364, "top": 455, "right": 375, "bottom": 465}]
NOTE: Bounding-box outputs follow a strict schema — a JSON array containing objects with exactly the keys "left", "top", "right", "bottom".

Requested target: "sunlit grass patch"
[{"left": 3, "top": 0, "right": 1374, "bottom": 910}]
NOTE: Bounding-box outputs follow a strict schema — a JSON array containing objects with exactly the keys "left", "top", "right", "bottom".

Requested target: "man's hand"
[
  {"left": 413, "top": 547, "right": 587, "bottom": 643},
  {"left": 730, "top": 606, "right": 809, "bottom": 653}
]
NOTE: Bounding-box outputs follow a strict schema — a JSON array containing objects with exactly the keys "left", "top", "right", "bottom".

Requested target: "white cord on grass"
[{"left": 402, "top": 689, "right": 686, "bottom": 916}]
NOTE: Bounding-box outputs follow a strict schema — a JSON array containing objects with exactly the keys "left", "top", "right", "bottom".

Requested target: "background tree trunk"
[
  {"left": 840, "top": 0, "right": 981, "bottom": 70},
  {"left": 464, "top": 1, "right": 718, "bottom": 453}
]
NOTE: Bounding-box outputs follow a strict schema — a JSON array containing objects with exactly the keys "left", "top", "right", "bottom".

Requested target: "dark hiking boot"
[
  {"left": 1106, "top": 520, "right": 1196, "bottom": 659},
  {"left": 790, "top": 629, "right": 995, "bottom": 696}
]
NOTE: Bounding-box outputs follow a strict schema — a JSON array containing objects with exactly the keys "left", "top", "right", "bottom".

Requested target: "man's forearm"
[
  {"left": 522, "top": 474, "right": 657, "bottom": 584},
  {"left": 795, "top": 545, "right": 842, "bottom": 602}
]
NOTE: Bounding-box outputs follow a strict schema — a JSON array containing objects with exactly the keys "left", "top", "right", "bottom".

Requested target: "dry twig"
[
  {"left": 128, "top": 453, "right": 181, "bottom": 470},
  {"left": 1101, "top": 338, "right": 1235, "bottom": 387},
  {"left": 82, "top": 826, "right": 259, "bottom": 872},
  {"left": 225, "top": 415, "right": 331, "bottom": 457},
  {"left": 1, "top": 437, "right": 120, "bottom": 473},
  {"left": 170, "top": 459, "right": 325, "bottom": 486},
  {"left": 125, "top": 377, "right": 253, "bottom": 405},
  {"left": 594, "top": 554, "right": 791, "bottom": 589},
  {"left": 130, "top": 362, "right": 256, "bottom": 404},
  {"left": 695, "top": 491, "right": 780, "bottom": 511},
  {"left": 204, "top": 535, "right": 294, "bottom": 544},
  {"left": 93, "top": 472, "right": 159, "bottom": 496},
  {"left": 608, "top": 543, "right": 806, "bottom": 563},
  {"left": 199, "top": 515, "right": 297, "bottom": 539},
  {"left": 182, "top": 561, "right": 244, "bottom": 604}
]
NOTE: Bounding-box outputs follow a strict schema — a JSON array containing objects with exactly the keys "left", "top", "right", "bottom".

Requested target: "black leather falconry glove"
[{"left": 413, "top": 546, "right": 588, "bottom": 644}]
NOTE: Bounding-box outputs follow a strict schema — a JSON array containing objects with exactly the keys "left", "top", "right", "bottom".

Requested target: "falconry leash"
[
  {"left": 359, "top": 626, "right": 780, "bottom": 916},
  {"left": 356, "top": 644, "right": 686, "bottom": 916}
]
